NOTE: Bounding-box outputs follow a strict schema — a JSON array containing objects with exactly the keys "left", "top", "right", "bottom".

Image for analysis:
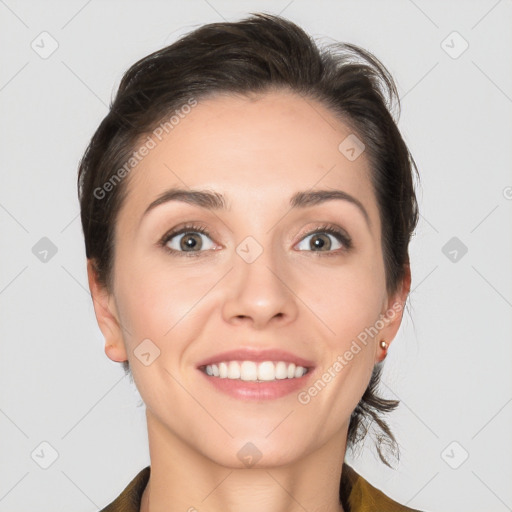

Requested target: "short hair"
[{"left": 78, "top": 12, "right": 419, "bottom": 467}]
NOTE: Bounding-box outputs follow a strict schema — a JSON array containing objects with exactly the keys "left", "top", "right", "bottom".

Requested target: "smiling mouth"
[{"left": 199, "top": 360, "right": 311, "bottom": 382}]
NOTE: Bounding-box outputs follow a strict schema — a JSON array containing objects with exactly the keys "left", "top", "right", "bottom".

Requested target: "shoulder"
[
  {"left": 341, "top": 462, "right": 426, "bottom": 512},
  {"left": 99, "top": 466, "right": 150, "bottom": 512}
]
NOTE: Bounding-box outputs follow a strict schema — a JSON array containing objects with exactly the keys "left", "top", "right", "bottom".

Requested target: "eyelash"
[
  {"left": 159, "top": 223, "right": 212, "bottom": 258},
  {"left": 298, "top": 224, "right": 353, "bottom": 257},
  {"left": 158, "top": 222, "right": 353, "bottom": 257}
]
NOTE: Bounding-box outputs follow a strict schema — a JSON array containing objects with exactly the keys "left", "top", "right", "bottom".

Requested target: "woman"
[{"left": 78, "top": 13, "right": 424, "bottom": 512}]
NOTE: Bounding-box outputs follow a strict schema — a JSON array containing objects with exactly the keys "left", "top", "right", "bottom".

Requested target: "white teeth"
[
  {"left": 275, "top": 361, "right": 288, "bottom": 380},
  {"left": 257, "top": 361, "right": 275, "bottom": 381},
  {"left": 203, "top": 361, "right": 308, "bottom": 381},
  {"left": 228, "top": 361, "right": 240, "bottom": 379},
  {"left": 240, "top": 361, "right": 258, "bottom": 381},
  {"left": 219, "top": 362, "right": 228, "bottom": 378}
]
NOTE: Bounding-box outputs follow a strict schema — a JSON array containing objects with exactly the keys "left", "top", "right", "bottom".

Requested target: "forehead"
[{"left": 120, "top": 90, "right": 378, "bottom": 227}]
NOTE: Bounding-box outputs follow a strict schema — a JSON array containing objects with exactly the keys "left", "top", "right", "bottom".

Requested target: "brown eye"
[
  {"left": 296, "top": 228, "right": 349, "bottom": 252},
  {"left": 308, "top": 233, "right": 332, "bottom": 251},
  {"left": 163, "top": 229, "right": 216, "bottom": 253},
  {"left": 179, "top": 233, "right": 203, "bottom": 251}
]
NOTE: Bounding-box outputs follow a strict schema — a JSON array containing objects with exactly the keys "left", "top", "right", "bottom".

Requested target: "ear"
[
  {"left": 87, "top": 259, "right": 128, "bottom": 363},
  {"left": 374, "top": 263, "right": 412, "bottom": 364}
]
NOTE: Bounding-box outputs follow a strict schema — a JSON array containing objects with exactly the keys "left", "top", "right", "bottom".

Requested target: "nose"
[{"left": 221, "top": 243, "right": 299, "bottom": 330}]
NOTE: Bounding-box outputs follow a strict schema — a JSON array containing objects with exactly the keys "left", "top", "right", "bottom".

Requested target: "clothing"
[{"left": 99, "top": 462, "right": 423, "bottom": 512}]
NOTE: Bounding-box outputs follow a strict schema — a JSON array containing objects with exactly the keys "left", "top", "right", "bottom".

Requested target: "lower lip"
[{"left": 198, "top": 368, "right": 315, "bottom": 400}]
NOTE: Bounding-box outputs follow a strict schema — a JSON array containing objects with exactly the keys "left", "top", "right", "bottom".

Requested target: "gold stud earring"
[{"left": 378, "top": 340, "right": 388, "bottom": 362}]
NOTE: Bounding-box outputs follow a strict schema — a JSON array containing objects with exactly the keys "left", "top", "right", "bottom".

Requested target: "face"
[{"left": 89, "top": 90, "right": 408, "bottom": 468}]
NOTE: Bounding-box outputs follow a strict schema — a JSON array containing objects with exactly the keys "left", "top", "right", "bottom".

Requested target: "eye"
[
  {"left": 295, "top": 224, "right": 352, "bottom": 253},
  {"left": 160, "top": 224, "right": 217, "bottom": 255}
]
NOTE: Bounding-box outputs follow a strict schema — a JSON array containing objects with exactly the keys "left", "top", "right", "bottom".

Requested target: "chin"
[{"left": 198, "top": 434, "right": 306, "bottom": 470}]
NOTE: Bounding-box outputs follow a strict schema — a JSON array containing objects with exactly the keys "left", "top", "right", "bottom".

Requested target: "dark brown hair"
[{"left": 78, "top": 12, "right": 419, "bottom": 467}]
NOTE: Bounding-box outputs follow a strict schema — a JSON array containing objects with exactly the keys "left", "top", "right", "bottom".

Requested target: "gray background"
[{"left": 1, "top": 1, "right": 511, "bottom": 511}]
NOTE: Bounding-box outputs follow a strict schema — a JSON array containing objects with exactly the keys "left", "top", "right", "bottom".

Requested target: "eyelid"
[
  {"left": 158, "top": 222, "right": 219, "bottom": 254},
  {"left": 160, "top": 222, "right": 211, "bottom": 242},
  {"left": 159, "top": 221, "right": 352, "bottom": 255},
  {"left": 295, "top": 223, "right": 353, "bottom": 251}
]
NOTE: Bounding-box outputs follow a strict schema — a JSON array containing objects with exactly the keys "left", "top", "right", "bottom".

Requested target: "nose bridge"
[{"left": 221, "top": 233, "right": 298, "bottom": 327}]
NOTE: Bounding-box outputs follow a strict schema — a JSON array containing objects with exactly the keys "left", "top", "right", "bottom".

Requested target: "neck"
[{"left": 139, "top": 411, "right": 347, "bottom": 512}]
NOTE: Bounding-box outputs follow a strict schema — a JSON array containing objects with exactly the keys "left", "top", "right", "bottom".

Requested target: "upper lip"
[{"left": 196, "top": 348, "right": 315, "bottom": 369}]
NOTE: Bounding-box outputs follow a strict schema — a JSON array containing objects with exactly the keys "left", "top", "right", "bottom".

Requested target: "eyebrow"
[
  {"left": 290, "top": 189, "right": 370, "bottom": 227},
  {"left": 142, "top": 187, "right": 370, "bottom": 228}
]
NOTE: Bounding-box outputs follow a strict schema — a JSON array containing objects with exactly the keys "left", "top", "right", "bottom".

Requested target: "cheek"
[
  {"left": 297, "top": 258, "right": 386, "bottom": 345},
  {"left": 113, "top": 255, "right": 216, "bottom": 345},
  {"left": 299, "top": 264, "right": 383, "bottom": 420}
]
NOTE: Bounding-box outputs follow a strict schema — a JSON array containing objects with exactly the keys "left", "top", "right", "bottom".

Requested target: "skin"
[{"left": 88, "top": 89, "right": 410, "bottom": 512}]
